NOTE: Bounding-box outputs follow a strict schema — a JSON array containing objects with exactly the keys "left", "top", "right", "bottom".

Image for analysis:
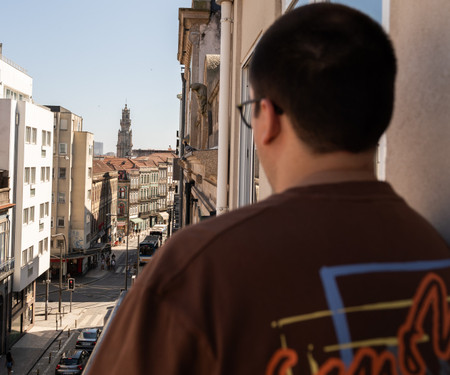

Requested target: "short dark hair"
[{"left": 249, "top": 3, "right": 397, "bottom": 153}]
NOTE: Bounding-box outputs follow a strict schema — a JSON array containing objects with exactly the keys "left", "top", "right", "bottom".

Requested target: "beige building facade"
[
  {"left": 178, "top": 1, "right": 221, "bottom": 226},
  {"left": 48, "top": 106, "right": 94, "bottom": 276}
]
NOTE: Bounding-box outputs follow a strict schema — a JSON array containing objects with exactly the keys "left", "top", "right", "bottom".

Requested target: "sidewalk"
[{"left": 0, "top": 267, "right": 110, "bottom": 375}]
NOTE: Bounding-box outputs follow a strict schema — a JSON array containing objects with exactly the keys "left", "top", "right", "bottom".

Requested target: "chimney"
[{"left": 0, "top": 43, "right": 3, "bottom": 56}]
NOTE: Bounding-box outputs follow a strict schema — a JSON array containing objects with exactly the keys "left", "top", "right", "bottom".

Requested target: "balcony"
[{"left": 0, "top": 258, "right": 15, "bottom": 282}]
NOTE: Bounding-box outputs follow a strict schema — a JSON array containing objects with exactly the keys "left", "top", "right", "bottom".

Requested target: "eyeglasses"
[
  {"left": 237, "top": 99, "right": 284, "bottom": 129},
  {"left": 237, "top": 99, "right": 261, "bottom": 129}
]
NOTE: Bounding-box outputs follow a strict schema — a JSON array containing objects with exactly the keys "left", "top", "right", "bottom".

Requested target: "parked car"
[
  {"left": 55, "top": 349, "right": 89, "bottom": 374},
  {"left": 76, "top": 328, "right": 101, "bottom": 352}
]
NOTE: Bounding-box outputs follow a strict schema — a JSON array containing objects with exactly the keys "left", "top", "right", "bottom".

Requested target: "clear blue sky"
[{"left": 1, "top": 0, "right": 192, "bottom": 154}]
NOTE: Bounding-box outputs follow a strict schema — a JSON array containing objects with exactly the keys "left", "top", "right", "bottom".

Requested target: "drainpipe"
[{"left": 216, "top": 0, "right": 233, "bottom": 215}]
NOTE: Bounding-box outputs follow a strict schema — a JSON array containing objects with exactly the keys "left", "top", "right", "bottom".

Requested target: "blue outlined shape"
[{"left": 320, "top": 258, "right": 450, "bottom": 366}]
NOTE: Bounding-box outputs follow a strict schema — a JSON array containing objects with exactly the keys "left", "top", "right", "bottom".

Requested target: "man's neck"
[{"left": 272, "top": 148, "right": 377, "bottom": 193}]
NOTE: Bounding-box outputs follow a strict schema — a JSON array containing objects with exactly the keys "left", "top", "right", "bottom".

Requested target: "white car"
[{"left": 75, "top": 328, "right": 101, "bottom": 353}]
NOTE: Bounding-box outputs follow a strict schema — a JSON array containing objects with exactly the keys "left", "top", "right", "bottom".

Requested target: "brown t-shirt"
[{"left": 88, "top": 181, "right": 450, "bottom": 375}]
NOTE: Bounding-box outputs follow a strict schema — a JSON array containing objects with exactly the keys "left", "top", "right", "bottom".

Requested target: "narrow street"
[{"left": 26, "top": 238, "right": 145, "bottom": 375}]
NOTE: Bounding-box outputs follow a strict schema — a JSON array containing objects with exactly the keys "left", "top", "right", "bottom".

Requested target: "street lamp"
[{"left": 51, "top": 232, "right": 66, "bottom": 313}]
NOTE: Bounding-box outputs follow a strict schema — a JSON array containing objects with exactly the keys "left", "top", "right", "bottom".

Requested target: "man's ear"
[{"left": 258, "top": 99, "right": 282, "bottom": 145}]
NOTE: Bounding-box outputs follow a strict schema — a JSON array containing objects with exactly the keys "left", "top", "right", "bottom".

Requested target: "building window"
[
  {"left": 51, "top": 217, "right": 54, "bottom": 228},
  {"left": 41, "top": 167, "right": 45, "bottom": 182},
  {"left": 87, "top": 189, "right": 91, "bottom": 200},
  {"left": 30, "top": 188, "right": 35, "bottom": 197},
  {"left": 40, "top": 203, "right": 45, "bottom": 219},
  {"left": 25, "top": 127, "right": 31, "bottom": 143},
  {"left": 31, "top": 167, "right": 36, "bottom": 184},
  {"left": 58, "top": 192, "right": 65, "bottom": 203},
  {"left": 46, "top": 167, "right": 51, "bottom": 181},
  {"left": 39, "top": 240, "right": 43, "bottom": 254},
  {"left": 88, "top": 168, "right": 92, "bottom": 179},
  {"left": 22, "top": 246, "right": 34, "bottom": 266},
  {"left": 47, "top": 131, "right": 51, "bottom": 146},
  {"left": 45, "top": 202, "right": 49, "bottom": 216},
  {"left": 24, "top": 167, "right": 30, "bottom": 184},
  {"left": 60, "top": 119, "right": 68, "bottom": 130},
  {"left": 59, "top": 168, "right": 66, "bottom": 179},
  {"left": 57, "top": 217, "right": 65, "bottom": 227},
  {"left": 23, "top": 208, "right": 29, "bottom": 225},
  {"left": 119, "top": 187, "right": 126, "bottom": 199},
  {"left": 0, "top": 221, "right": 8, "bottom": 263},
  {"left": 30, "top": 206, "right": 35, "bottom": 223},
  {"left": 32, "top": 128, "right": 37, "bottom": 144},
  {"left": 59, "top": 143, "right": 67, "bottom": 154}
]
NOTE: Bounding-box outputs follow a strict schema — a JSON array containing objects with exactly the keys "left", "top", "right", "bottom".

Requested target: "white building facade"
[
  {"left": 0, "top": 99, "right": 53, "bottom": 337},
  {"left": 0, "top": 48, "right": 53, "bottom": 343}
]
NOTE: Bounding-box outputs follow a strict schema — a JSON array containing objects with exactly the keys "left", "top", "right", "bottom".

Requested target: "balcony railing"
[
  {"left": 0, "top": 258, "right": 15, "bottom": 281},
  {"left": 0, "top": 55, "right": 28, "bottom": 74}
]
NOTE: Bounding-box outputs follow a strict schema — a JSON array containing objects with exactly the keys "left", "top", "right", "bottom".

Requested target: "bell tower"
[{"left": 116, "top": 104, "right": 133, "bottom": 157}]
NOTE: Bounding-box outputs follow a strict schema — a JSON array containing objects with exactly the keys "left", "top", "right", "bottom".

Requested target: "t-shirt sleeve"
[{"left": 86, "top": 281, "right": 215, "bottom": 375}]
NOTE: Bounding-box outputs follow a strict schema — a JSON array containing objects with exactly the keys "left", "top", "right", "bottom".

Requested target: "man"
[{"left": 88, "top": 4, "right": 450, "bottom": 375}]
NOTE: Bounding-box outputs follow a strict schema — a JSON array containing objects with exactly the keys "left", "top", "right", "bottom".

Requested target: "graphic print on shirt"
[{"left": 266, "top": 259, "right": 450, "bottom": 375}]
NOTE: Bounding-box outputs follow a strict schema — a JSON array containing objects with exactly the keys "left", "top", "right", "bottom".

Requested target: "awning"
[
  {"left": 130, "top": 218, "right": 144, "bottom": 224},
  {"left": 158, "top": 212, "right": 169, "bottom": 222}
]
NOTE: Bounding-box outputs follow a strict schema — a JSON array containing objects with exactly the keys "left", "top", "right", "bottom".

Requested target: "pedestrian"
[
  {"left": 87, "top": 4, "right": 450, "bottom": 375},
  {"left": 5, "top": 351, "right": 14, "bottom": 374}
]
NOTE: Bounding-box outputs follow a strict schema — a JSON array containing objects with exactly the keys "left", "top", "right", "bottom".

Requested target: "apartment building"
[
  {"left": 92, "top": 160, "right": 118, "bottom": 247},
  {"left": 71, "top": 131, "right": 94, "bottom": 272},
  {"left": 177, "top": 1, "right": 221, "bottom": 226},
  {"left": 134, "top": 161, "right": 152, "bottom": 230},
  {"left": 129, "top": 169, "right": 140, "bottom": 232},
  {"left": 0, "top": 101, "right": 53, "bottom": 345},
  {"left": 47, "top": 106, "right": 94, "bottom": 276},
  {"left": 0, "top": 170, "right": 14, "bottom": 353},
  {"left": 103, "top": 158, "right": 136, "bottom": 238},
  {"left": 134, "top": 153, "right": 178, "bottom": 228},
  {"left": 0, "top": 47, "right": 53, "bottom": 345}
]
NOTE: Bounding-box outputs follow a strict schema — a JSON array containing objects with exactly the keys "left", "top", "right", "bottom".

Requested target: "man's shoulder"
[{"left": 138, "top": 195, "right": 284, "bottom": 293}]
